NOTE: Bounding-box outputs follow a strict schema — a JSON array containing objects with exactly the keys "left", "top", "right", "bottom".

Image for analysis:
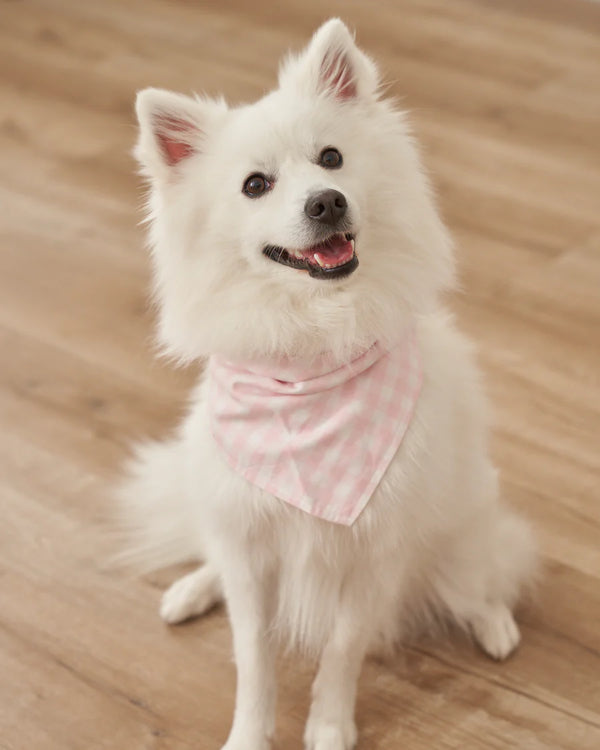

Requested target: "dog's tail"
[
  {"left": 488, "top": 507, "right": 539, "bottom": 607},
  {"left": 112, "top": 438, "right": 202, "bottom": 572}
]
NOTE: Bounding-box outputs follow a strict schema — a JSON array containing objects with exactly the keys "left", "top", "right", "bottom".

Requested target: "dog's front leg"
[
  {"left": 304, "top": 600, "right": 369, "bottom": 750},
  {"left": 221, "top": 564, "right": 276, "bottom": 750}
]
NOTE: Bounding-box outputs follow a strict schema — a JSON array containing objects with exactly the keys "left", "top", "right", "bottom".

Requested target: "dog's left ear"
[
  {"left": 279, "top": 19, "right": 379, "bottom": 102},
  {"left": 134, "top": 88, "right": 227, "bottom": 183}
]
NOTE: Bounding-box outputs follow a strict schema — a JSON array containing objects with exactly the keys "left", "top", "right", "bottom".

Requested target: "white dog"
[{"left": 121, "top": 19, "right": 536, "bottom": 750}]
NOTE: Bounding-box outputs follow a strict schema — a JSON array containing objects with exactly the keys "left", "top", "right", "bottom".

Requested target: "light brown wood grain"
[{"left": 0, "top": 1, "right": 599, "bottom": 748}]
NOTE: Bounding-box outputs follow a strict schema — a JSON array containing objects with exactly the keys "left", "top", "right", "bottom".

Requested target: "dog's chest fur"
[{"left": 190, "top": 317, "right": 483, "bottom": 654}]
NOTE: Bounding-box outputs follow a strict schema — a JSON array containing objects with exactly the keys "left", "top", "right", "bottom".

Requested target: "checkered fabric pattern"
[{"left": 208, "top": 327, "right": 422, "bottom": 526}]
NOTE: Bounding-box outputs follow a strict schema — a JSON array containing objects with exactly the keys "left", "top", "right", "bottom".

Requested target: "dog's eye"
[
  {"left": 243, "top": 173, "right": 271, "bottom": 198},
  {"left": 318, "top": 147, "right": 343, "bottom": 170}
]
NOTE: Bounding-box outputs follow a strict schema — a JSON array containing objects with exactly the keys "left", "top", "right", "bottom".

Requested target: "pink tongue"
[{"left": 306, "top": 237, "right": 354, "bottom": 266}]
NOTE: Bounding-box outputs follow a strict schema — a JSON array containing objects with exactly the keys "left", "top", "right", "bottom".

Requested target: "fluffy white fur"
[{"left": 120, "top": 19, "right": 536, "bottom": 750}]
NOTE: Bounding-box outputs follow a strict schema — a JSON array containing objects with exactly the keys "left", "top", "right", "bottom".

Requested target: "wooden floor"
[{"left": 1, "top": 1, "right": 599, "bottom": 748}]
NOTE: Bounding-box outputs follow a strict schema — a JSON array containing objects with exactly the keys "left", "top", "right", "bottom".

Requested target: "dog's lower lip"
[{"left": 263, "top": 233, "right": 358, "bottom": 280}]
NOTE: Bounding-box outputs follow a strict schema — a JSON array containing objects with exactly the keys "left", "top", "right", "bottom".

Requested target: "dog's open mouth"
[{"left": 263, "top": 233, "right": 358, "bottom": 280}]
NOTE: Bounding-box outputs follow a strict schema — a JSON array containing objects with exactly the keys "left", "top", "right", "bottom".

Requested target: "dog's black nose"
[{"left": 304, "top": 189, "right": 347, "bottom": 225}]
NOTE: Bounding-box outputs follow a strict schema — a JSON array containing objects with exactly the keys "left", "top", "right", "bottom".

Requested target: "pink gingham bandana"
[{"left": 208, "top": 328, "right": 422, "bottom": 526}]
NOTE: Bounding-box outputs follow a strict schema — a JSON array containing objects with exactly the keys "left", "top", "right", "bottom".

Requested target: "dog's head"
[{"left": 135, "top": 19, "right": 455, "bottom": 361}]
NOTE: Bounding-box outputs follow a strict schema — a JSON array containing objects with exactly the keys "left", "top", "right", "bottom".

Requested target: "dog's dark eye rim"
[
  {"left": 318, "top": 147, "right": 343, "bottom": 169},
  {"left": 242, "top": 173, "right": 273, "bottom": 198}
]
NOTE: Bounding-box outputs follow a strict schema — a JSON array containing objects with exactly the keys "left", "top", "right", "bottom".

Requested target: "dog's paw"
[
  {"left": 304, "top": 718, "right": 358, "bottom": 750},
  {"left": 221, "top": 736, "right": 270, "bottom": 750},
  {"left": 160, "top": 566, "right": 221, "bottom": 625},
  {"left": 470, "top": 604, "right": 521, "bottom": 661}
]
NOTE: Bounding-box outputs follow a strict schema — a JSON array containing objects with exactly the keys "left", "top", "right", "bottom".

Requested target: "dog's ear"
[
  {"left": 279, "top": 19, "right": 379, "bottom": 102},
  {"left": 134, "top": 88, "right": 226, "bottom": 181}
]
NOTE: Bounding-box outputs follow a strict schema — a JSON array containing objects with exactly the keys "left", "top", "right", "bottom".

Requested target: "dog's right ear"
[
  {"left": 134, "top": 88, "right": 226, "bottom": 182},
  {"left": 279, "top": 19, "right": 379, "bottom": 103}
]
